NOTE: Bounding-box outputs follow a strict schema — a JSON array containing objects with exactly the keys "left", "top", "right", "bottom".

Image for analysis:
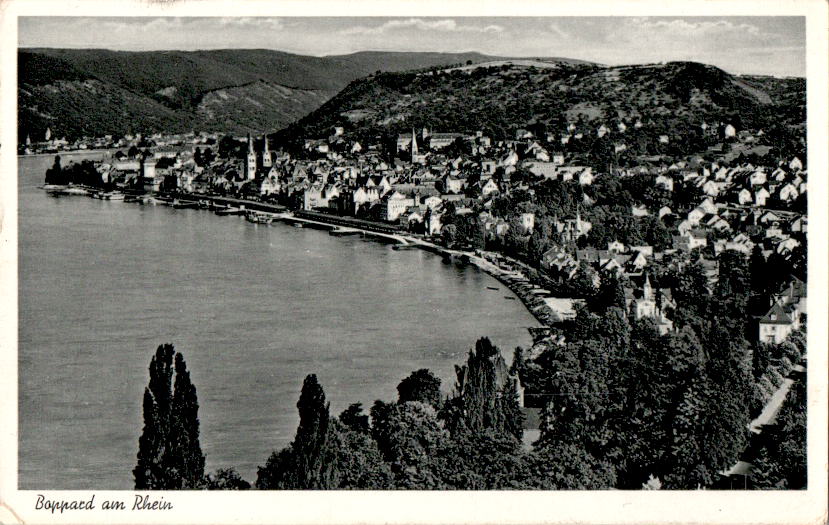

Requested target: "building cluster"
[
  {"left": 536, "top": 154, "right": 806, "bottom": 338},
  {"left": 20, "top": 129, "right": 220, "bottom": 156}
]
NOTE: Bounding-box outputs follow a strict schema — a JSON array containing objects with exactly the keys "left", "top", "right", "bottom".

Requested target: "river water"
[{"left": 17, "top": 152, "right": 539, "bottom": 489}]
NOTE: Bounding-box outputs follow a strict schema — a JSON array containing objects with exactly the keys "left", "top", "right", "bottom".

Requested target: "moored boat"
[
  {"left": 173, "top": 198, "right": 200, "bottom": 209},
  {"left": 245, "top": 211, "right": 274, "bottom": 224},
  {"left": 216, "top": 207, "right": 244, "bottom": 216}
]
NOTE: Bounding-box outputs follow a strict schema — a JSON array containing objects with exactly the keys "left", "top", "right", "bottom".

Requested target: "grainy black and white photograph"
[{"left": 2, "top": 1, "right": 828, "bottom": 524}]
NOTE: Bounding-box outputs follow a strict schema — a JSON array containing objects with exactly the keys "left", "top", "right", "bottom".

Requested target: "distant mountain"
[
  {"left": 275, "top": 60, "right": 805, "bottom": 158},
  {"left": 17, "top": 48, "right": 589, "bottom": 142}
]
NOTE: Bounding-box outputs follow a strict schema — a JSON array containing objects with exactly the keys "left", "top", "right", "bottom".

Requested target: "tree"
[
  {"left": 256, "top": 374, "right": 338, "bottom": 489},
  {"left": 371, "top": 401, "right": 453, "bottom": 489},
  {"left": 339, "top": 403, "right": 370, "bottom": 433},
  {"left": 442, "top": 338, "right": 524, "bottom": 441},
  {"left": 134, "top": 344, "right": 205, "bottom": 489},
  {"left": 397, "top": 369, "right": 442, "bottom": 408},
  {"left": 328, "top": 420, "right": 392, "bottom": 489}
]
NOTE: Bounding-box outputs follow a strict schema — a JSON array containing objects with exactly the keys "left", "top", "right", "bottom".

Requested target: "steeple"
[
  {"left": 411, "top": 127, "right": 419, "bottom": 162},
  {"left": 246, "top": 133, "right": 257, "bottom": 180},
  {"left": 262, "top": 133, "right": 272, "bottom": 168},
  {"left": 643, "top": 274, "right": 653, "bottom": 300}
]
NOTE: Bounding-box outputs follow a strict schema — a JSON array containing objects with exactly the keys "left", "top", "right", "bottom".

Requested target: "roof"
[{"left": 759, "top": 303, "right": 793, "bottom": 325}]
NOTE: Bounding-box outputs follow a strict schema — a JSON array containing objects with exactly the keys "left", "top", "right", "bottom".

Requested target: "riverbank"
[{"left": 44, "top": 185, "right": 563, "bottom": 332}]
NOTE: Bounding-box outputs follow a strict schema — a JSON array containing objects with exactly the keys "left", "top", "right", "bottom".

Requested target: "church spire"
[{"left": 411, "top": 127, "right": 419, "bottom": 162}]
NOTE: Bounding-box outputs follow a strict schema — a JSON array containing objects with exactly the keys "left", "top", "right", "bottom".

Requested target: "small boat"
[
  {"left": 486, "top": 286, "right": 500, "bottom": 291},
  {"left": 101, "top": 192, "right": 125, "bottom": 200},
  {"left": 42, "top": 184, "right": 68, "bottom": 191},
  {"left": 504, "top": 296, "right": 517, "bottom": 300},
  {"left": 173, "top": 199, "right": 199, "bottom": 209},
  {"left": 245, "top": 212, "right": 274, "bottom": 224},
  {"left": 216, "top": 207, "right": 244, "bottom": 216},
  {"left": 291, "top": 222, "right": 304, "bottom": 228}
]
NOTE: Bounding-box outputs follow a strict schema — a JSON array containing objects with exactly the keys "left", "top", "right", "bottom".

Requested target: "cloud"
[
  {"left": 342, "top": 18, "right": 503, "bottom": 36},
  {"left": 627, "top": 17, "right": 762, "bottom": 37},
  {"left": 214, "top": 17, "right": 284, "bottom": 29}
]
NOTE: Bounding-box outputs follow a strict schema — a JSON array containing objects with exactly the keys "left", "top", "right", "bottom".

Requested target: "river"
[{"left": 17, "top": 152, "right": 539, "bottom": 489}]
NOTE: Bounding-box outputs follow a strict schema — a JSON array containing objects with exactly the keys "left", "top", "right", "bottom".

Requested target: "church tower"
[
  {"left": 246, "top": 133, "right": 257, "bottom": 180},
  {"left": 262, "top": 134, "right": 273, "bottom": 169},
  {"left": 411, "top": 128, "right": 419, "bottom": 163}
]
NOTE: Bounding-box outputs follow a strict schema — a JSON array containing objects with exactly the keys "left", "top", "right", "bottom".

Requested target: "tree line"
[{"left": 135, "top": 301, "right": 806, "bottom": 490}]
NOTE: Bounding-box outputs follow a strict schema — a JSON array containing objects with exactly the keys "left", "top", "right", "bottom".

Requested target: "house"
[
  {"left": 749, "top": 170, "right": 767, "bottom": 186},
  {"left": 578, "top": 168, "right": 595, "bottom": 186},
  {"left": 701, "top": 179, "right": 720, "bottom": 197},
  {"left": 737, "top": 188, "right": 753, "bottom": 205},
  {"left": 724, "top": 124, "right": 737, "bottom": 138},
  {"left": 480, "top": 178, "right": 500, "bottom": 197},
  {"left": 699, "top": 197, "right": 717, "bottom": 214},
  {"left": 627, "top": 250, "right": 649, "bottom": 273},
  {"left": 778, "top": 183, "right": 799, "bottom": 202},
  {"left": 381, "top": 191, "right": 416, "bottom": 222},
  {"left": 260, "top": 176, "right": 280, "bottom": 196},
  {"left": 631, "top": 204, "right": 649, "bottom": 217},
  {"left": 790, "top": 216, "right": 807, "bottom": 233},
  {"left": 672, "top": 231, "right": 707, "bottom": 252},
  {"left": 788, "top": 157, "right": 803, "bottom": 171},
  {"left": 655, "top": 174, "right": 674, "bottom": 192},
  {"left": 757, "top": 303, "right": 794, "bottom": 344},
  {"left": 366, "top": 175, "right": 392, "bottom": 195},
  {"left": 442, "top": 174, "right": 465, "bottom": 194},
  {"left": 352, "top": 186, "right": 381, "bottom": 214},
  {"left": 423, "top": 195, "right": 443, "bottom": 210},
  {"left": 520, "top": 212, "right": 535, "bottom": 233},
  {"left": 608, "top": 240, "right": 625, "bottom": 253},
  {"left": 755, "top": 187, "right": 770, "bottom": 207},
  {"left": 687, "top": 207, "right": 706, "bottom": 225},
  {"left": 541, "top": 246, "right": 578, "bottom": 277}
]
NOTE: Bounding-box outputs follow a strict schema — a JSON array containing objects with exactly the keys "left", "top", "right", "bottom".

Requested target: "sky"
[{"left": 18, "top": 16, "right": 806, "bottom": 77}]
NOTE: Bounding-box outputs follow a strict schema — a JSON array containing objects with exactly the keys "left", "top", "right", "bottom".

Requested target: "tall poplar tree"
[{"left": 134, "top": 344, "right": 205, "bottom": 489}]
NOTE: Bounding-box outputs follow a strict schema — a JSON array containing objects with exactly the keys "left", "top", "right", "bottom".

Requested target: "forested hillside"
[
  {"left": 277, "top": 61, "right": 805, "bottom": 159},
  {"left": 18, "top": 49, "right": 576, "bottom": 141}
]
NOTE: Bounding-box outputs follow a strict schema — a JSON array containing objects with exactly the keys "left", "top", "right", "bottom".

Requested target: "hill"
[
  {"left": 275, "top": 60, "right": 805, "bottom": 158},
  {"left": 18, "top": 48, "right": 586, "bottom": 142}
]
